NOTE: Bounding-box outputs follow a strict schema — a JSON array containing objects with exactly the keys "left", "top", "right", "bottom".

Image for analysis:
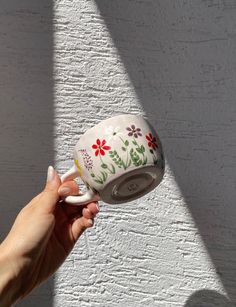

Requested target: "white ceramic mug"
[{"left": 61, "top": 114, "right": 165, "bottom": 205}]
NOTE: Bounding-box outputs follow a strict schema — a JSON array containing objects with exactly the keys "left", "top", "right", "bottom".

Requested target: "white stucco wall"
[{"left": 1, "top": 1, "right": 236, "bottom": 306}]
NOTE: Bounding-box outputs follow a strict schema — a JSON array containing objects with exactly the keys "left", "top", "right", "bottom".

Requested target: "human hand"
[{"left": 0, "top": 166, "right": 99, "bottom": 306}]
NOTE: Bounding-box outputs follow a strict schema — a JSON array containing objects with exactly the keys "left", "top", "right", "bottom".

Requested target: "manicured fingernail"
[
  {"left": 58, "top": 187, "right": 71, "bottom": 196},
  {"left": 47, "top": 166, "right": 55, "bottom": 182},
  {"left": 87, "top": 219, "right": 93, "bottom": 226},
  {"left": 96, "top": 203, "right": 99, "bottom": 212}
]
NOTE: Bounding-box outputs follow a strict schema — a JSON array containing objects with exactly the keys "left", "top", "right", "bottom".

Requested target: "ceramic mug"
[{"left": 61, "top": 114, "right": 165, "bottom": 205}]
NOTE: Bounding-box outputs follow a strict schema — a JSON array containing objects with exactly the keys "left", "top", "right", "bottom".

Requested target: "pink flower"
[
  {"left": 146, "top": 133, "right": 158, "bottom": 150},
  {"left": 79, "top": 149, "right": 93, "bottom": 170},
  {"left": 92, "top": 139, "right": 111, "bottom": 156}
]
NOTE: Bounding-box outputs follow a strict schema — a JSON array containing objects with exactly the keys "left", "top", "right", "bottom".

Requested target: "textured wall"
[
  {"left": 0, "top": 2, "right": 54, "bottom": 306},
  {"left": 1, "top": 0, "right": 236, "bottom": 306}
]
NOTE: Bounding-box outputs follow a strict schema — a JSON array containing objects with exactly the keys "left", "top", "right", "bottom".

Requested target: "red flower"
[
  {"left": 146, "top": 133, "right": 158, "bottom": 150},
  {"left": 92, "top": 139, "right": 111, "bottom": 156}
]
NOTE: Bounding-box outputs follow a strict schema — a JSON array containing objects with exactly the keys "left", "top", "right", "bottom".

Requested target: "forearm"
[{"left": 0, "top": 247, "right": 22, "bottom": 307}]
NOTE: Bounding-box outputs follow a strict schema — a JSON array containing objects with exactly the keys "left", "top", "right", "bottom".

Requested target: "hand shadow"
[{"left": 184, "top": 290, "right": 235, "bottom": 307}]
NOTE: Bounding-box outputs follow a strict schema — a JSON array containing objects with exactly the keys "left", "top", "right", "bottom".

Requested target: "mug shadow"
[
  {"left": 0, "top": 1, "right": 54, "bottom": 306},
  {"left": 95, "top": 0, "right": 236, "bottom": 303},
  {"left": 184, "top": 290, "right": 234, "bottom": 307}
]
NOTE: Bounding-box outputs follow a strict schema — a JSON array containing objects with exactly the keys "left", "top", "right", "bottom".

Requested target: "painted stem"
[
  {"left": 133, "top": 137, "right": 147, "bottom": 165},
  {"left": 119, "top": 136, "right": 130, "bottom": 169},
  {"left": 99, "top": 153, "right": 115, "bottom": 174}
]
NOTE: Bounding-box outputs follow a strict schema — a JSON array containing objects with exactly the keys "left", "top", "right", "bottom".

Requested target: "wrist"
[{"left": 0, "top": 246, "right": 25, "bottom": 306}]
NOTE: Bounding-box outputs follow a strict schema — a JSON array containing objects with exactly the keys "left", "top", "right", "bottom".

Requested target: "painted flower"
[
  {"left": 79, "top": 149, "right": 93, "bottom": 170},
  {"left": 146, "top": 133, "right": 158, "bottom": 150},
  {"left": 126, "top": 124, "right": 142, "bottom": 138},
  {"left": 92, "top": 139, "right": 111, "bottom": 156},
  {"left": 104, "top": 125, "right": 122, "bottom": 141}
]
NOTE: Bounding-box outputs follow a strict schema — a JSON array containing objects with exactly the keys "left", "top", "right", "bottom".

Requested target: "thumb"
[{"left": 41, "top": 166, "right": 61, "bottom": 212}]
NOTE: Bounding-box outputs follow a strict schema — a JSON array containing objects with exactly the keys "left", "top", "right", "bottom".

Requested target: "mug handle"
[{"left": 61, "top": 165, "right": 100, "bottom": 205}]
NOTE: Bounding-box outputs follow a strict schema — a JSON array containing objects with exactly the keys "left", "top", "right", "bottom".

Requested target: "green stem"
[
  {"left": 119, "top": 136, "right": 130, "bottom": 169},
  {"left": 152, "top": 149, "right": 158, "bottom": 165},
  {"left": 153, "top": 148, "right": 157, "bottom": 160},
  {"left": 125, "top": 153, "right": 130, "bottom": 169},
  {"left": 99, "top": 154, "right": 103, "bottom": 165},
  {"left": 119, "top": 136, "right": 126, "bottom": 145},
  {"left": 99, "top": 153, "right": 115, "bottom": 174},
  {"left": 133, "top": 137, "right": 146, "bottom": 165}
]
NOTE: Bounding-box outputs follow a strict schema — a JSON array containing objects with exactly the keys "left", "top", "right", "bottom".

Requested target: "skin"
[{"left": 0, "top": 167, "right": 99, "bottom": 306}]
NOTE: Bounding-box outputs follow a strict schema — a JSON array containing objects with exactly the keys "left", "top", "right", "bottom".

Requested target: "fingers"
[
  {"left": 71, "top": 216, "right": 94, "bottom": 242},
  {"left": 58, "top": 180, "right": 79, "bottom": 197},
  {"left": 82, "top": 202, "right": 99, "bottom": 219},
  {"left": 39, "top": 166, "right": 61, "bottom": 213},
  {"left": 60, "top": 201, "right": 100, "bottom": 243},
  {"left": 60, "top": 201, "right": 99, "bottom": 221},
  {"left": 58, "top": 179, "right": 99, "bottom": 220}
]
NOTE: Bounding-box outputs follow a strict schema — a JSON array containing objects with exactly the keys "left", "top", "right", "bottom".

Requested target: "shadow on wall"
[
  {"left": 184, "top": 290, "right": 234, "bottom": 307},
  {"left": 0, "top": 1, "right": 54, "bottom": 306},
  {"left": 95, "top": 0, "right": 236, "bottom": 304}
]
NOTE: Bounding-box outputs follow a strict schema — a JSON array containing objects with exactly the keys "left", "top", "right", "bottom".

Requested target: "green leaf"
[
  {"left": 141, "top": 145, "right": 145, "bottom": 153},
  {"left": 94, "top": 179, "right": 103, "bottom": 184},
  {"left": 142, "top": 156, "right": 148, "bottom": 165},
  {"left": 97, "top": 175, "right": 103, "bottom": 182},
  {"left": 132, "top": 140, "right": 137, "bottom": 146},
  {"left": 136, "top": 148, "right": 142, "bottom": 154},
  {"left": 101, "top": 171, "right": 107, "bottom": 182},
  {"left": 101, "top": 163, "right": 108, "bottom": 169},
  {"left": 130, "top": 148, "right": 142, "bottom": 166},
  {"left": 110, "top": 164, "right": 116, "bottom": 174},
  {"left": 125, "top": 140, "right": 129, "bottom": 146},
  {"left": 91, "top": 173, "right": 95, "bottom": 177},
  {"left": 122, "top": 147, "right": 126, "bottom": 151}
]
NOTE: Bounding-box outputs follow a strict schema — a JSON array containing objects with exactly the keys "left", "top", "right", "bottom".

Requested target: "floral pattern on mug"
[
  {"left": 79, "top": 125, "right": 163, "bottom": 185},
  {"left": 104, "top": 126, "right": 123, "bottom": 141},
  {"left": 126, "top": 124, "right": 142, "bottom": 138},
  {"left": 92, "top": 139, "right": 111, "bottom": 156},
  {"left": 79, "top": 149, "right": 93, "bottom": 171},
  {"left": 146, "top": 133, "right": 158, "bottom": 150},
  {"left": 145, "top": 133, "right": 161, "bottom": 166}
]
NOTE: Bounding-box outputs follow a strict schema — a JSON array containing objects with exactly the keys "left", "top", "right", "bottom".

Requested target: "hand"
[{"left": 0, "top": 166, "right": 99, "bottom": 305}]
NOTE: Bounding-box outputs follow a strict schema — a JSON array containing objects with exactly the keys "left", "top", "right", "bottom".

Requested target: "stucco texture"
[{"left": 1, "top": 1, "right": 236, "bottom": 306}]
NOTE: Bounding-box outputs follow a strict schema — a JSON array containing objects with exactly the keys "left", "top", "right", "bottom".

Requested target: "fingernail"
[
  {"left": 47, "top": 166, "right": 55, "bottom": 182},
  {"left": 87, "top": 219, "right": 94, "bottom": 226},
  {"left": 96, "top": 203, "right": 100, "bottom": 212},
  {"left": 58, "top": 187, "right": 71, "bottom": 196}
]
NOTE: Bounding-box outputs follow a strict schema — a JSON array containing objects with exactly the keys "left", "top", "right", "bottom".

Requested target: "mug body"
[{"left": 73, "top": 114, "right": 164, "bottom": 204}]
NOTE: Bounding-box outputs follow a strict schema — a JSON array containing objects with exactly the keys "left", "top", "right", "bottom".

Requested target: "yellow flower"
[{"left": 75, "top": 159, "right": 83, "bottom": 176}]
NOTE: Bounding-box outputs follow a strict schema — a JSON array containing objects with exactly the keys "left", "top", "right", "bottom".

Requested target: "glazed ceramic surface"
[{"left": 61, "top": 114, "right": 165, "bottom": 205}]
